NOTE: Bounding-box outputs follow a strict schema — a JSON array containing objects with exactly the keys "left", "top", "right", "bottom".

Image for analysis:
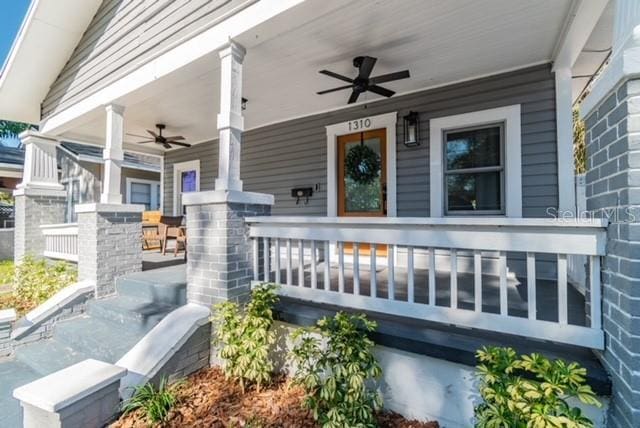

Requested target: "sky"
[{"left": 0, "top": 0, "right": 32, "bottom": 147}]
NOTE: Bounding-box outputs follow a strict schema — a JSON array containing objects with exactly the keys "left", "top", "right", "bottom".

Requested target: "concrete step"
[
  {"left": 53, "top": 316, "right": 145, "bottom": 363},
  {"left": 0, "top": 360, "right": 40, "bottom": 427},
  {"left": 87, "top": 295, "right": 176, "bottom": 329},
  {"left": 115, "top": 265, "right": 186, "bottom": 305},
  {"left": 14, "top": 339, "right": 89, "bottom": 376}
]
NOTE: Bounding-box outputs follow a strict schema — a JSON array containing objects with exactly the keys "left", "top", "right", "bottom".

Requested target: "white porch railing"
[
  {"left": 40, "top": 223, "right": 79, "bottom": 262},
  {"left": 247, "top": 216, "right": 607, "bottom": 349}
]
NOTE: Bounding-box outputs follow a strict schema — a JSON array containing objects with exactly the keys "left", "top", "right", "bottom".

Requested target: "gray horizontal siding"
[
  {"left": 163, "top": 64, "right": 559, "bottom": 218},
  {"left": 42, "top": 0, "right": 249, "bottom": 119}
]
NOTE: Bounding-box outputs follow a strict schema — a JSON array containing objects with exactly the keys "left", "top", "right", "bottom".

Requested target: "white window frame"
[
  {"left": 126, "top": 177, "right": 160, "bottom": 210},
  {"left": 430, "top": 105, "right": 522, "bottom": 218},
  {"left": 325, "top": 112, "right": 397, "bottom": 217},
  {"left": 61, "top": 176, "right": 82, "bottom": 223},
  {"left": 172, "top": 160, "right": 200, "bottom": 215}
]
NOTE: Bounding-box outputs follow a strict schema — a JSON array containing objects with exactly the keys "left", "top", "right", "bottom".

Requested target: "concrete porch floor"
[{"left": 142, "top": 249, "right": 186, "bottom": 271}]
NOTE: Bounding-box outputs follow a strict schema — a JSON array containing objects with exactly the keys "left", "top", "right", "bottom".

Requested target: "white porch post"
[
  {"left": 13, "top": 131, "right": 66, "bottom": 261},
  {"left": 215, "top": 41, "right": 246, "bottom": 191},
  {"left": 554, "top": 67, "right": 576, "bottom": 213},
  {"left": 101, "top": 104, "right": 125, "bottom": 204}
]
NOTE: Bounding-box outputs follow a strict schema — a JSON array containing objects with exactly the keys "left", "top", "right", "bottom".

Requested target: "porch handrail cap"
[
  {"left": 245, "top": 216, "right": 608, "bottom": 228},
  {"left": 182, "top": 190, "right": 274, "bottom": 206},
  {"left": 75, "top": 203, "right": 145, "bottom": 213}
]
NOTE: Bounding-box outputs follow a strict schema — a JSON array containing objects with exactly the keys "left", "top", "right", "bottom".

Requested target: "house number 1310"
[{"left": 348, "top": 118, "right": 372, "bottom": 131}]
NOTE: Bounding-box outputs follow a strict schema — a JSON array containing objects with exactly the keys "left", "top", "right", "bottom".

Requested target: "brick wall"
[
  {"left": 585, "top": 78, "right": 640, "bottom": 428},
  {"left": 13, "top": 194, "right": 66, "bottom": 262},
  {"left": 77, "top": 210, "right": 142, "bottom": 297},
  {"left": 186, "top": 202, "right": 270, "bottom": 306}
]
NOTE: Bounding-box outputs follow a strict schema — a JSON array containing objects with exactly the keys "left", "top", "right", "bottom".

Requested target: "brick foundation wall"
[
  {"left": 77, "top": 209, "right": 142, "bottom": 297},
  {"left": 13, "top": 194, "right": 65, "bottom": 262},
  {"left": 186, "top": 202, "right": 271, "bottom": 307},
  {"left": 585, "top": 78, "right": 640, "bottom": 428}
]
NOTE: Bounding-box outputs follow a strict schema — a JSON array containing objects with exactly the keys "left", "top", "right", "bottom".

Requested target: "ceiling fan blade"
[
  {"left": 147, "top": 130, "right": 159, "bottom": 138},
  {"left": 135, "top": 140, "right": 155, "bottom": 144},
  {"left": 168, "top": 141, "right": 191, "bottom": 148},
  {"left": 317, "top": 84, "right": 354, "bottom": 95},
  {"left": 368, "top": 85, "right": 395, "bottom": 98},
  {"left": 163, "top": 135, "right": 185, "bottom": 140},
  {"left": 319, "top": 70, "right": 353, "bottom": 84},
  {"left": 162, "top": 142, "right": 172, "bottom": 149},
  {"left": 369, "top": 70, "right": 410, "bottom": 85},
  {"left": 126, "top": 133, "right": 152, "bottom": 139},
  {"left": 347, "top": 90, "right": 361, "bottom": 104},
  {"left": 358, "top": 56, "right": 377, "bottom": 79}
]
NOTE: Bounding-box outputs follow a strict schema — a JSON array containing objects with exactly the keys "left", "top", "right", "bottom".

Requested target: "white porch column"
[
  {"left": 215, "top": 41, "right": 246, "bottom": 191},
  {"left": 13, "top": 131, "right": 66, "bottom": 262},
  {"left": 101, "top": 104, "right": 125, "bottom": 204},
  {"left": 554, "top": 67, "right": 576, "bottom": 213}
]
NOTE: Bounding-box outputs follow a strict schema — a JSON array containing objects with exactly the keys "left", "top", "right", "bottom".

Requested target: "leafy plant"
[
  {"left": 212, "top": 283, "right": 279, "bottom": 393},
  {"left": 0, "top": 120, "right": 35, "bottom": 140},
  {"left": 0, "top": 191, "right": 13, "bottom": 205},
  {"left": 0, "top": 256, "right": 77, "bottom": 315},
  {"left": 122, "top": 377, "right": 180, "bottom": 425},
  {"left": 290, "top": 312, "right": 383, "bottom": 428},
  {"left": 574, "top": 107, "right": 586, "bottom": 174},
  {"left": 475, "top": 346, "right": 601, "bottom": 428}
]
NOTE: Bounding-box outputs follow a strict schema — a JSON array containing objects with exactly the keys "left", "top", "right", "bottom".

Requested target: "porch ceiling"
[{"left": 59, "top": 0, "right": 578, "bottom": 153}]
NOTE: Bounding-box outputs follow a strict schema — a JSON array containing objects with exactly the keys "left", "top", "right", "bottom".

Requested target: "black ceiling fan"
[
  {"left": 127, "top": 124, "right": 191, "bottom": 149},
  {"left": 317, "top": 56, "right": 410, "bottom": 104}
]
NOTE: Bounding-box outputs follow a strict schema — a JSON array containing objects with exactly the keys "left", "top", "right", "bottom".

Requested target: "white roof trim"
[{"left": 0, "top": 0, "right": 102, "bottom": 123}]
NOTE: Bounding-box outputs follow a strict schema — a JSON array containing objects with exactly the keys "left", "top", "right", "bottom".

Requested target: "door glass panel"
[
  {"left": 342, "top": 137, "right": 383, "bottom": 213},
  {"left": 179, "top": 170, "right": 197, "bottom": 215}
]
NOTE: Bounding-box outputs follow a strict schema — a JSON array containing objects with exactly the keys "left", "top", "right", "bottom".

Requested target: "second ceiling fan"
[{"left": 317, "top": 56, "right": 410, "bottom": 104}]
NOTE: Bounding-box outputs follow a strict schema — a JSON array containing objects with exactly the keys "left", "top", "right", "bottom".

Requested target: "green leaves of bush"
[
  {"left": 122, "top": 377, "right": 180, "bottom": 425},
  {"left": 212, "top": 283, "right": 279, "bottom": 393},
  {"left": 290, "top": 312, "right": 383, "bottom": 428},
  {"left": 475, "top": 346, "right": 601, "bottom": 428}
]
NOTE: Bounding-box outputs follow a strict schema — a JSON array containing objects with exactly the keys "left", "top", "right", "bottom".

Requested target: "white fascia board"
[
  {"left": 552, "top": 0, "right": 609, "bottom": 71},
  {"left": 40, "top": 0, "right": 306, "bottom": 135},
  {"left": 0, "top": 0, "right": 103, "bottom": 123}
]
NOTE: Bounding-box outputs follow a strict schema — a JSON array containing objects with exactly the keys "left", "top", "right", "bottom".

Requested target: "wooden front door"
[{"left": 337, "top": 128, "right": 387, "bottom": 255}]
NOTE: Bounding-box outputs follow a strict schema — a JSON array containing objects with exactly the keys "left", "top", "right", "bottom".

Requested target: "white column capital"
[
  {"left": 104, "top": 103, "right": 125, "bottom": 115},
  {"left": 16, "top": 131, "right": 64, "bottom": 195},
  {"left": 218, "top": 40, "right": 246, "bottom": 63}
]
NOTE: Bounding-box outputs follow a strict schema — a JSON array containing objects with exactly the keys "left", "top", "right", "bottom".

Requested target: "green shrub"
[
  {"left": 122, "top": 377, "right": 180, "bottom": 425},
  {"left": 212, "top": 283, "right": 279, "bottom": 393},
  {"left": 475, "top": 346, "right": 601, "bottom": 428},
  {"left": 0, "top": 260, "right": 14, "bottom": 285},
  {"left": 290, "top": 312, "right": 383, "bottom": 428}
]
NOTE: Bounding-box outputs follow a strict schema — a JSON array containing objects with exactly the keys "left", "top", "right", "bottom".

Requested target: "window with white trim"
[
  {"left": 444, "top": 123, "right": 504, "bottom": 215},
  {"left": 126, "top": 179, "right": 160, "bottom": 210}
]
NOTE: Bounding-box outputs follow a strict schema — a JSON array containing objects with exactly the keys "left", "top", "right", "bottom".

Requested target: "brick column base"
[
  {"left": 13, "top": 188, "right": 66, "bottom": 262},
  {"left": 183, "top": 190, "right": 274, "bottom": 307},
  {"left": 76, "top": 204, "right": 144, "bottom": 298}
]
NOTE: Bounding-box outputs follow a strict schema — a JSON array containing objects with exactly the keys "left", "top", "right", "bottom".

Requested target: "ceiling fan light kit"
[{"left": 317, "top": 55, "right": 410, "bottom": 104}]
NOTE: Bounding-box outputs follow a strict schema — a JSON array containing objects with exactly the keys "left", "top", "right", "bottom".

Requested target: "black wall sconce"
[
  {"left": 291, "top": 187, "right": 313, "bottom": 205},
  {"left": 403, "top": 111, "right": 420, "bottom": 147},
  {"left": 241, "top": 98, "right": 248, "bottom": 111}
]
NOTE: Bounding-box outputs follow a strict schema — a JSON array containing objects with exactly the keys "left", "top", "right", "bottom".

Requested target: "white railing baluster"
[
  {"left": 558, "top": 254, "right": 568, "bottom": 325},
  {"left": 388, "top": 246, "right": 395, "bottom": 300},
  {"left": 590, "top": 255, "right": 602, "bottom": 329},
  {"left": 338, "top": 242, "right": 345, "bottom": 293},
  {"left": 310, "top": 240, "right": 317, "bottom": 289},
  {"left": 353, "top": 243, "right": 360, "bottom": 296},
  {"left": 298, "top": 239, "right": 304, "bottom": 287},
  {"left": 263, "top": 238, "right": 270, "bottom": 282},
  {"left": 324, "top": 241, "right": 331, "bottom": 290},
  {"left": 286, "top": 239, "right": 293, "bottom": 286},
  {"left": 252, "top": 238, "right": 259, "bottom": 281},
  {"left": 474, "top": 250, "right": 482, "bottom": 312},
  {"left": 527, "top": 252, "right": 537, "bottom": 320},
  {"left": 274, "top": 239, "right": 281, "bottom": 284},
  {"left": 428, "top": 247, "right": 436, "bottom": 306},
  {"left": 370, "top": 244, "right": 377, "bottom": 298},
  {"left": 407, "top": 246, "right": 414, "bottom": 303},
  {"left": 450, "top": 249, "right": 458, "bottom": 309},
  {"left": 499, "top": 251, "right": 508, "bottom": 316}
]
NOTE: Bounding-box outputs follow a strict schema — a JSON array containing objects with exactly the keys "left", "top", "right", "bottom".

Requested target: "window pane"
[
  {"left": 446, "top": 171, "right": 501, "bottom": 212},
  {"left": 181, "top": 170, "right": 197, "bottom": 192},
  {"left": 343, "top": 137, "right": 383, "bottom": 213},
  {"left": 446, "top": 126, "right": 501, "bottom": 170},
  {"left": 131, "top": 182, "right": 151, "bottom": 209}
]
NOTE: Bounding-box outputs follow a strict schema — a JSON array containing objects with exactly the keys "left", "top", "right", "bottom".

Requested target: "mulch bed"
[{"left": 111, "top": 367, "right": 439, "bottom": 428}]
